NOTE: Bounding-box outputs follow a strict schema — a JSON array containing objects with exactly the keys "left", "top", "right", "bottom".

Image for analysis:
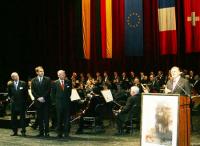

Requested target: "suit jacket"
[
  {"left": 118, "top": 94, "right": 141, "bottom": 122},
  {"left": 8, "top": 80, "right": 27, "bottom": 111},
  {"left": 193, "top": 80, "right": 200, "bottom": 95},
  {"left": 51, "top": 79, "right": 72, "bottom": 109},
  {"left": 166, "top": 77, "right": 191, "bottom": 96},
  {"left": 31, "top": 76, "right": 51, "bottom": 106},
  {"left": 148, "top": 80, "right": 160, "bottom": 93}
]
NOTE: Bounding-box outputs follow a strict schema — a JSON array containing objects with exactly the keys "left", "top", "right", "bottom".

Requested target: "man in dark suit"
[
  {"left": 51, "top": 70, "right": 72, "bottom": 138},
  {"left": 165, "top": 66, "right": 191, "bottom": 96},
  {"left": 115, "top": 86, "right": 141, "bottom": 135},
  {"left": 7, "top": 72, "right": 27, "bottom": 136},
  {"left": 31, "top": 66, "right": 51, "bottom": 137},
  {"left": 193, "top": 74, "right": 200, "bottom": 95},
  {"left": 148, "top": 74, "right": 160, "bottom": 93}
]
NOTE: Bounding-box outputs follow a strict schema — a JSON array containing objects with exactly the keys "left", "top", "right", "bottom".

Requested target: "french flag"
[{"left": 158, "top": 0, "right": 177, "bottom": 55}]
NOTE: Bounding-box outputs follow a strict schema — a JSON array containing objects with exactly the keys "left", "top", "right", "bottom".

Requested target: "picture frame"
[{"left": 141, "top": 93, "right": 179, "bottom": 146}]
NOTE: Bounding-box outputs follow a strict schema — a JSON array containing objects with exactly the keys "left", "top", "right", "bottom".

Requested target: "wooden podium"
[{"left": 179, "top": 96, "right": 191, "bottom": 146}]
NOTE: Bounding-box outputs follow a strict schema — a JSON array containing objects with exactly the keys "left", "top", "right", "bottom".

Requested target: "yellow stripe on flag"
[
  {"left": 82, "top": 0, "right": 91, "bottom": 59},
  {"left": 106, "top": 0, "right": 112, "bottom": 58}
]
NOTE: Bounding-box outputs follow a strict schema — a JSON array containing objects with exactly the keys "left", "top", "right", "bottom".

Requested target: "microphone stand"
[{"left": 176, "top": 83, "right": 191, "bottom": 97}]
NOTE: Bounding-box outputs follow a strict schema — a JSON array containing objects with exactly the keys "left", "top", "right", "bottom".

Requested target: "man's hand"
[
  {"left": 164, "top": 87, "right": 171, "bottom": 94},
  {"left": 37, "top": 97, "right": 45, "bottom": 103}
]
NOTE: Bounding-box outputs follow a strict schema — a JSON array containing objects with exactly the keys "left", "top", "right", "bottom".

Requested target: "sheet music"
[
  {"left": 70, "top": 89, "right": 81, "bottom": 101},
  {"left": 101, "top": 89, "right": 113, "bottom": 103}
]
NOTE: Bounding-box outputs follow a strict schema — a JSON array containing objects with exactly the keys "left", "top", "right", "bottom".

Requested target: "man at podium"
[
  {"left": 165, "top": 66, "right": 191, "bottom": 96},
  {"left": 165, "top": 66, "right": 191, "bottom": 146}
]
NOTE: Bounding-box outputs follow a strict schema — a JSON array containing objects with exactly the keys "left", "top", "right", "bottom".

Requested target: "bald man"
[
  {"left": 165, "top": 66, "right": 191, "bottom": 96},
  {"left": 51, "top": 70, "right": 72, "bottom": 138},
  {"left": 7, "top": 72, "right": 27, "bottom": 136}
]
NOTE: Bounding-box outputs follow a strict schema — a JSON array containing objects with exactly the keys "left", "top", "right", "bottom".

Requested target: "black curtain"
[{"left": 1, "top": 0, "right": 200, "bottom": 91}]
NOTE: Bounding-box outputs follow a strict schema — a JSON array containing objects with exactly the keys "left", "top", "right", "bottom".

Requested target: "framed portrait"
[{"left": 141, "top": 93, "right": 179, "bottom": 146}]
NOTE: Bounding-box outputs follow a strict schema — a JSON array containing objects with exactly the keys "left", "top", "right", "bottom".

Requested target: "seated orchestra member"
[
  {"left": 51, "top": 70, "right": 72, "bottom": 138},
  {"left": 114, "top": 86, "right": 141, "bottom": 135},
  {"left": 94, "top": 72, "right": 103, "bottom": 88},
  {"left": 148, "top": 74, "right": 160, "bottom": 93},
  {"left": 112, "top": 71, "right": 121, "bottom": 91},
  {"left": 156, "top": 70, "right": 165, "bottom": 87},
  {"left": 7, "top": 72, "right": 28, "bottom": 136},
  {"left": 27, "top": 79, "right": 38, "bottom": 130},
  {"left": 120, "top": 72, "right": 130, "bottom": 90},
  {"left": 193, "top": 74, "right": 200, "bottom": 95},
  {"left": 75, "top": 86, "right": 105, "bottom": 134}
]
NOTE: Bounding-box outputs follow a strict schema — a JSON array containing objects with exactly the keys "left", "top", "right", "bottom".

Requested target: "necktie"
[
  {"left": 172, "top": 79, "right": 176, "bottom": 91},
  {"left": 39, "top": 77, "right": 42, "bottom": 84},
  {"left": 15, "top": 81, "right": 18, "bottom": 90},
  {"left": 61, "top": 80, "right": 64, "bottom": 90}
]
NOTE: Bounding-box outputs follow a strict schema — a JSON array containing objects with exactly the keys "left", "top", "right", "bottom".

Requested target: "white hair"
[
  {"left": 11, "top": 72, "right": 18, "bottom": 77},
  {"left": 57, "top": 70, "right": 65, "bottom": 75},
  {"left": 130, "top": 86, "right": 139, "bottom": 95}
]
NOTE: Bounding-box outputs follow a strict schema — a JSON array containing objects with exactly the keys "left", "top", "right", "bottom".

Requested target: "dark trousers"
[
  {"left": 116, "top": 113, "right": 128, "bottom": 133},
  {"left": 50, "top": 105, "right": 57, "bottom": 128},
  {"left": 56, "top": 106, "right": 70, "bottom": 136},
  {"left": 11, "top": 109, "right": 26, "bottom": 134},
  {"left": 36, "top": 104, "right": 49, "bottom": 134}
]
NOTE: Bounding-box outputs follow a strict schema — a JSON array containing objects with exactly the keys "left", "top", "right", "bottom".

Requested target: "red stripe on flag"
[
  {"left": 100, "top": 0, "right": 107, "bottom": 58},
  {"left": 184, "top": 0, "right": 200, "bottom": 53},
  {"left": 160, "top": 30, "right": 177, "bottom": 55}
]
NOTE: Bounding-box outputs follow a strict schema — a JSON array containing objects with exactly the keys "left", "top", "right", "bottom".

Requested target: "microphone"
[{"left": 176, "top": 82, "right": 190, "bottom": 97}]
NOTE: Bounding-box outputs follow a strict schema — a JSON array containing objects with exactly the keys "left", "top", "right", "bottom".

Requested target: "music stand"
[
  {"left": 70, "top": 89, "right": 81, "bottom": 101},
  {"left": 101, "top": 89, "right": 122, "bottom": 107},
  {"left": 101, "top": 89, "right": 113, "bottom": 103}
]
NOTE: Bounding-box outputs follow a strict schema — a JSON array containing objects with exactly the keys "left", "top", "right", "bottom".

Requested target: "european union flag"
[{"left": 125, "top": 0, "right": 143, "bottom": 56}]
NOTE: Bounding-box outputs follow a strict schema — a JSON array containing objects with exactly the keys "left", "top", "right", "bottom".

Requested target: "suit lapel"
[{"left": 173, "top": 78, "right": 182, "bottom": 92}]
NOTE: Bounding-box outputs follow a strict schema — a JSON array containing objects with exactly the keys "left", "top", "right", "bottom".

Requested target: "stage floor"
[{"left": 0, "top": 122, "right": 200, "bottom": 146}]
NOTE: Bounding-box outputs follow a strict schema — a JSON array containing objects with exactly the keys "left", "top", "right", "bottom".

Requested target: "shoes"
[
  {"left": 44, "top": 133, "right": 50, "bottom": 138},
  {"left": 57, "top": 134, "right": 63, "bottom": 138},
  {"left": 75, "top": 129, "right": 83, "bottom": 134},
  {"left": 21, "top": 133, "right": 26, "bottom": 137},
  {"left": 113, "top": 129, "right": 124, "bottom": 136},
  {"left": 125, "top": 130, "right": 130, "bottom": 134},
  {"left": 113, "top": 132, "right": 123, "bottom": 136},
  {"left": 36, "top": 133, "right": 44, "bottom": 137},
  {"left": 64, "top": 133, "right": 69, "bottom": 139},
  {"left": 10, "top": 133, "right": 18, "bottom": 136}
]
